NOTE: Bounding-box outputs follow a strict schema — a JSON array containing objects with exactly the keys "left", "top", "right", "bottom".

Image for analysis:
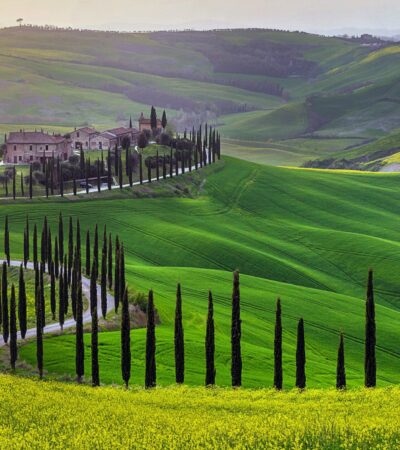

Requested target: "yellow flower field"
[{"left": 0, "top": 374, "right": 400, "bottom": 449}]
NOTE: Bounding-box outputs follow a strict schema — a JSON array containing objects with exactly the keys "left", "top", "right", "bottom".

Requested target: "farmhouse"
[
  {"left": 70, "top": 127, "right": 98, "bottom": 150},
  {"left": 70, "top": 126, "right": 139, "bottom": 151},
  {"left": 138, "top": 113, "right": 162, "bottom": 133},
  {"left": 4, "top": 131, "right": 72, "bottom": 164}
]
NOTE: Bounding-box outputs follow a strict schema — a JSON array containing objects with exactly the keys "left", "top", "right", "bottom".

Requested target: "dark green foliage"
[
  {"left": 91, "top": 288, "right": 99, "bottom": 387},
  {"left": 90, "top": 259, "right": 97, "bottom": 316},
  {"left": 76, "top": 219, "right": 81, "bottom": 266},
  {"left": 23, "top": 228, "right": 28, "bottom": 269},
  {"left": 63, "top": 256, "right": 68, "bottom": 315},
  {"left": 119, "top": 245, "right": 125, "bottom": 314},
  {"left": 71, "top": 248, "right": 78, "bottom": 320},
  {"left": 205, "top": 290, "right": 216, "bottom": 386},
  {"left": 54, "top": 236, "right": 59, "bottom": 278},
  {"left": 93, "top": 224, "right": 98, "bottom": 278},
  {"left": 121, "top": 286, "right": 131, "bottom": 388},
  {"left": 365, "top": 269, "right": 376, "bottom": 388},
  {"left": 58, "top": 212, "right": 64, "bottom": 263},
  {"left": 40, "top": 217, "right": 47, "bottom": 267},
  {"left": 97, "top": 159, "right": 101, "bottom": 193},
  {"left": 145, "top": 289, "right": 156, "bottom": 388},
  {"left": 10, "top": 284, "right": 17, "bottom": 370},
  {"left": 156, "top": 151, "right": 160, "bottom": 181},
  {"left": 39, "top": 263, "right": 45, "bottom": 327},
  {"left": 169, "top": 147, "right": 173, "bottom": 177},
  {"left": 107, "top": 149, "right": 112, "bottom": 190},
  {"left": 4, "top": 216, "right": 10, "bottom": 265},
  {"left": 274, "top": 298, "right": 283, "bottom": 390},
  {"left": 12, "top": 166, "right": 16, "bottom": 200},
  {"left": 36, "top": 285, "right": 43, "bottom": 379},
  {"left": 33, "top": 224, "right": 38, "bottom": 269},
  {"left": 336, "top": 333, "right": 346, "bottom": 389},
  {"left": 18, "top": 265, "right": 27, "bottom": 338},
  {"left": 174, "top": 283, "right": 184, "bottom": 384},
  {"left": 86, "top": 230, "right": 91, "bottom": 277},
  {"left": 118, "top": 154, "right": 123, "bottom": 189},
  {"left": 76, "top": 280, "right": 84, "bottom": 382},
  {"left": 107, "top": 233, "right": 112, "bottom": 290},
  {"left": 139, "top": 153, "right": 143, "bottom": 185},
  {"left": 101, "top": 238, "right": 107, "bottom": 319},
  {"left": 73, "top": 169, "right": 77, "bottom": 195},
  {"left": 2, "top": 262, "right": 9, "bottom": 343},
  {"left": 68, "top": 217, "right": 73, "bottom": 284},
  {"left": 150, "top": 106, "right": 157, "bottom": 131},
  {"left": 47, "top": 228, "right": 52, "bottom": 272},
  {"left": 231, "top": 270, "right": 242, "bottom": 387},
  {"left": 29, "top": 164, "right": 33, "bottom": 199},
  {"left": 58, "top": 270, "right": 64, "bottom": 330},
  {"left": 161, "top": 110, "right": 167, "bottom": 129},
  {"left": 50, "top": 262, "right": 56, "bottom": 321},
  {"left": 296, "top": 318, "right": 306, "bottom": 389},
  {"left": 114, "top": 237, "right": 120, "bottom": 313}
]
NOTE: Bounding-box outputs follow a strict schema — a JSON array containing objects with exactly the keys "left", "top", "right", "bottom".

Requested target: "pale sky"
[{"left": 1, "top": 0, "right": 400, "bottom": 35}]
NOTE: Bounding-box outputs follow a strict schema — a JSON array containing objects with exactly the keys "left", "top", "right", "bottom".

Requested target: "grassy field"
[
  {"left": 2, "top": 157, "right": 400, "bottom": 387},
  {"left": 1, "top": 374, "right": 400, "bottom": 448}
]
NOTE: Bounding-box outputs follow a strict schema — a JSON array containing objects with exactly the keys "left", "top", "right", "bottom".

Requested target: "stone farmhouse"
[
  {"left": 70, "top": 126, "right": 139, "bottom": 151},
  {"left": 138, "top": 113, "right": 162, "bottom": 133},
  {"left": 3, "top": 131, "right": 72, "bottom": 164}
]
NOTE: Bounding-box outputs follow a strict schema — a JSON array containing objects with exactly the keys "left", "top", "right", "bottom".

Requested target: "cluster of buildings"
[{"left": 2, "top": 113, "right": 163, "bottom": 165}]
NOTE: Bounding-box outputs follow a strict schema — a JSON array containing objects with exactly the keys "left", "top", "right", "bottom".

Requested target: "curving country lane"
[{"left": 0, "top": 259, "right": 115, "bottom": 347}]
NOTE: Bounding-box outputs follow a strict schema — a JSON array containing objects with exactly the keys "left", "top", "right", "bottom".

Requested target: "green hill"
[{"left": 3, "top": 157, "right": 400, "bottom": 387}]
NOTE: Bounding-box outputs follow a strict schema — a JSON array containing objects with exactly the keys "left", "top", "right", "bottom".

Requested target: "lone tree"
[
  {"left": 205, "top": 290, "right": 215, "bottom": 386},
  {"left": 174, "top": 283, "right": 184, "bottom": 384},
  {"left": 231, "top": 270, "right": 242, "bottom": 387},
  {"left": 9, "top": 284, "right": 18, "bottom": 370},
  {"left": 121, "top": 286, "right": 131, "bottom": 388},
  {"left": 76, "top": 281, "right": 84, "bottom": 383},
  {"left": 296, "top": 318, "right": 306, "bottom": 389},
  {"left": 274, "top": 298, "right": 283, "bottom": 390},
  {"left": 365, "top": 269, "right": 376, "bottom": 388},
  {"left": 18, "top": 265, "right": 27, "bottom": 338},
  {"left": 145, "top": 289, "right": 156, "bottom": 388},
  {"left": 336, "top": 332, "right": 346, "bottom": 389}
]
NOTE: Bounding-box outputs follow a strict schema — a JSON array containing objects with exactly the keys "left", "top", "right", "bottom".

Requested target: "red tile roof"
[{"left": 7, "top": 131, "right": 67, "bottom": 145}]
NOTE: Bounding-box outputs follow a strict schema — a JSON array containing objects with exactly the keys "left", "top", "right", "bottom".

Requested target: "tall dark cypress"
[
  {"left": 76, "top": 280, "right": 84, "bottom": 382},
  {"left": 47, "top": 228, "right": 52, "bottom": 273},
  {"left": 54, "top": 236, "right": 59, "bottom": 278},
  {"left": 2, "top": 262, "right": 9, "bottom": 343},
  {"left": 274, "top": 298, "right": 283, "bottom": 390},
  {"left": 10, "top": 284, "right": 17, "bottom": 370},
  {"left": 174, "top": 283, "right": 184, "bottom": 384},
  {"left": 145, "top": 289, "right": 156, "bottom": 388},
  {"left": 336, "top": 333, "right": 346, "bottom": 389},
  {"left": 231, "top": 270, "right": 242, "bottom": 387},
  {"left": 33, "top": 224, "right": 38, "bottom": 269},
  {"left": 76, "top": 219, "right": 81, "bottom": 265},
  {"left": 29, "top": 164, "right": 33, "bottom": 199},
  {"left": 365, "top": 269, "right": 376, "bottom": 388},
  {"left": 4, "top": 216, "right": 10, "bottom": 266},
  {"left": 59, "top": 270, "right": 64, "bottom": 330},
  {"left": 40, "top": 218, "right": 47, "bottom": 267},
  {"left": 90, "top": 259, "right": 98, "bottom": 316},
  {"left": 36, "top": 285, "right": 43, "bottom": 379},
  {"left": 114, "top": 237, "right": 120, "bottom": 312},
  {"left": 58, "top": 212, "right": 64, "bottom": 263},
  {"left": 101, "top": 238, "right": 107, "bottom": 319},
  {"left": 93, "top": 224, "right": 99, "bottom": 278},
  {"left": 71, "top": 248, "right": 78, "bottom": 320},
  {"left": 85, "top": 229, "right": 91, "bottom": 276},
  {"left": 18, "top": 264, "right": 27, "bottom": 338},
  {"left": 68, "top": 217, "right": 73, "bottom": 284},
  {"left": 121, "top": 286, "right": 131, "bottom": 388},
  {"left": 296, "top": 318, "right": 306, "bottom": 389},
  {"left": 108, "top": 233, "right": 113, "bottom": 289},
  {"left": 63, "top": 256, "right": 68, "bottom": 315},
  {"left": 39, "top": 262, "right": 45, "bottom": 328},
  {"left": 118, "top": 154, "right": 123, "bottom": 189},
  {"left": 50, "top": 261, "right": 56, "bottom": 321},
  {"left": 25, "top": 215, "right": 30, "bottom": 262},
  {"left": 119, "top": 245, "right": 125, "bottom": 313},
  {"left": 107, "top": 150, "right": 112, "bottom": 190},
  {"left": 139, "top": 153, "right": 143, "bottom": 185},
  {"left": 91, "top": 284, "right": 100, "bottom": 387},
  {"left": 205, "top": 290, "right": 216, "bottom": 386},
  {"left": 12, "top": 166, "right": 16, "bottom": 200},
  {"left": 23, "top": 228, "right": 28, "bottom": 269}
]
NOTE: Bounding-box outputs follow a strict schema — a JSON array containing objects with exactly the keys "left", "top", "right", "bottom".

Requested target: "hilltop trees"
[
  {"left": 174, "top": 283, "right": 184, "bottom": 384},
  {"left": 205, "top": 290, "right": 215, "bottom": 386},
  {"left": 296, "top": 318, "right": 306, "bottom": 389},
  {"left": 274, "top": 298, "right": 283, "bottom": 390},
  {"left": 231, "top": 270, "right": 242, "bottom": 387},
  {"left": 365, "top": 269, "right": 376, "bottom": 388}
]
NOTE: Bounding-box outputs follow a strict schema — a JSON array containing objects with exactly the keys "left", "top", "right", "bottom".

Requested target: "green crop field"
[{"left": 2, "top": 156, "right": 400, "bottom": 388}]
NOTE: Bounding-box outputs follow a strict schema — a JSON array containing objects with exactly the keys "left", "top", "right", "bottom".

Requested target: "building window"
[
  {"left": 86, "top": 141, "right": 88, "bottom": 148},
  {"left": 99, "top": 142, "right": 102, "bottom": 150},
  {"left": 14, "top": 145, "right": 16, "bottom": 151},
  {"left": 46, "top": 145, "right": 49, "bottom": 150},
  {"left": 30, "top": 145, "right": 33, "bottom": 151},
  {"left": 19, "top": 156, "right": 22, "bottom": 161},
  {"left": 30, "top": 156, "right": 33, "bottom": 161},
  {"left": 14, "top": 156, "right": 17, "bottom": 163},
  {"left": 77, "top": 132, "right": 80, "bottom": 138}
]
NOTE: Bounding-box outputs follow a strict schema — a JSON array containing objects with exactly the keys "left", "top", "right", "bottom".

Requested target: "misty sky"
[{"left": 1, "top": 0, "right": 400, "bottom": 35}]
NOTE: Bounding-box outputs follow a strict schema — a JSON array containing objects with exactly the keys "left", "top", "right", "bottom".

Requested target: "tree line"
[{"left": 1, "top": 216, "right": 376, "bottom": 389}]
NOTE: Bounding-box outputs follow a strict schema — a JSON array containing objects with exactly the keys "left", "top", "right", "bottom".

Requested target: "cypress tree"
[
  {"left": 85, "top": 160, "right": 89, "bottom": 194},
  {"left": 47, "top": 228, "right": 52, "bottom": 273},
  {"left": 91, "top": 281, "right": 99, "bottom": 387},
  {"left": 119, "top": 245, "right": 125, "bottom": 312},
  {"left": 231, "top": 270, "right": 242, "bottom": 387},
  {"left": 365, "top": 269, "right": 376, "bottom": 388},
  {"left": 33, "top": 223, "right": 38, "bottom": 270},
  {"left": 45, "top": 163, "right": 49, "bottom": 198},
  {"left": 114, "top": 237, "right": 120, "bottom": 312},
  {"left": 108, "top": 233, "right": 113, "bottom": 289},
  {"left": 40, "top": 218, "right": 47, "bottom": 267},
  {"left": 36, "top": 285, "right": 43, "bottom": 379},
  {"left": 29, "top": 164, "right": 33, "bottom": 199},
  {"left": 86, "top": 229, "right": 91, "bottom": 276},
  {"left": 25, "top": 215, "right": 30, "bottom": 262},
  {"left": 54, "top": 236, "right": 59, "bottom": 278},
  {"left": 50, "top": 261, "right": 56, "bottom": 321},
  {"left": 118, "top": 154, "right": 123, "bottom": 189},
  {"left": 205, "top": 290, "right": 215, "bottom": 386},
  {"left": 162, "top": 154, "right": 167, "bottom": 179},
  {"left": 296, "top": 318, "right": 306, "bottom": 389},
  {"left": 145, "top": 289, "right": 156, "bottom": 388},
  {"left": 97, "top": 159, "right": 101, "bottom": 192},
  {"left": 71, "top": 248, "right": 78, "bottom": 320},
  {"left": 59, "top": 270, "right": 64, "bottom": 330},
  {"left": 39, "top": 262, "right": 45, "bottom": 327},
  {"left": 274, "top": 298, "right": 283, "bottom": 390},
  {"left": 20, "top": 170, "right": 25, "bottom": 195},
  {"left": 12, "top": 166, "right": 16, "bottom": 200},
  {"left": 101, "top": 239, "right": 107, "bottom": 319},
  {"left": 68, "top": 217, "right": 73, "bottom": 284},
  {"left": 5, "top": 176, "right": 8, "bottom": 197},
  {"left": 121, "top": 286, "right": 131, "bottom": 388},
  {"left": 93, "top": 224, "right": 99, "bottom": 278},
  {"left": 18, "top": 265, "right": 27, "bottom": 339},
  {"left": 2, "top": 262, "right": 9, "bottom": 343},
  {"left": 169, "top": 147, "right": 173, "bottom": 178},
  {"left": 23, "top": 228, "right": 28, "bottom": 269},
  {"left": 76, "top": 219, "right": 81, "bottom": 263},
  {"left": 4, "top": 216, "right": 10, "bottom": 266},
  {"left": 73, "top": 169, "right": 77, "bottom": 196},
  {"left": 58, "top": 212, "right": 64, "bottom": 263},
  {"left": 76, "top": 280, "right": 84, "bottom": 382},
  {"left": 156, "top": 150, "right": 160, "bottom": 181},
  {"left": 90, "top": 259, "right": 98, "bottom": 315},
  {"left": 10, "top": 284, "right": 17, "bottom": 370},
  {"left": 139, "top": 153, "right": 143, "bottom": 185},
  {"left": 128, "top": 150, "right": 133, "bottom": 187},
  {"left": 107, "top": 149, "right": 112, "bottom": 190},
  {"left": 63, "top": 255, "right": 68, "bottom": 315},
  {"left": 174, "top": 283, "right": 184, "bottom": 384},
  {"left": 336, "top": 332, "right": 346, "bottom": 389}
]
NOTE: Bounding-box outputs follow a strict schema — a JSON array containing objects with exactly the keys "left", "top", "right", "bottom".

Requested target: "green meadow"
[{"left": 2, "top": 156, "right": 400, "bottom": 387}]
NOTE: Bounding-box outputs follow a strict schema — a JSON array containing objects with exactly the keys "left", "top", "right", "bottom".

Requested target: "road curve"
[{"left": 0, "top": 260, "right": 115, "bottom": 347}]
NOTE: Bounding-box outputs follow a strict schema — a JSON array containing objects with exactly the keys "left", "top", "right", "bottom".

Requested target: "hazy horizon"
[{"left": 1, "top": 0, "right": 400, "bottom": 37}]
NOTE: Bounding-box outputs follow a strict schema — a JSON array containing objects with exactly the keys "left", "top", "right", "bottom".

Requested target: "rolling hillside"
[{"left": 3, "top": 157, "right": 400, "bottom": 387}]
